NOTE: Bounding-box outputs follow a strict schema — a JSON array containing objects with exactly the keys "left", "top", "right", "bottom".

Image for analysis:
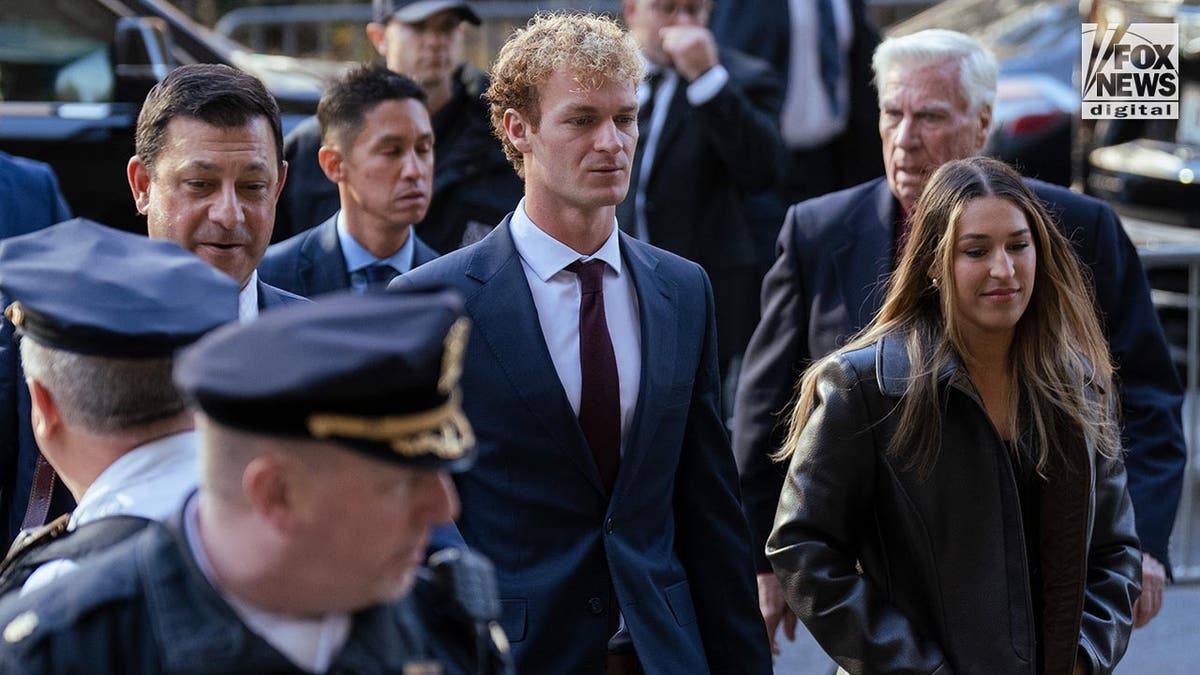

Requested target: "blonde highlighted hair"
[
  {"left": 779, "top": 157, "right": 1120, "bottom": 477},
  {"left": 485, "top": 12, "right": 644, "bottom": 177}
]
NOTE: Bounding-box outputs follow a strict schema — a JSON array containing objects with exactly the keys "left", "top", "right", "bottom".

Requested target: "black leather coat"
[{"left": 767, "top": 334, "right": 1141, "bottom": 675}]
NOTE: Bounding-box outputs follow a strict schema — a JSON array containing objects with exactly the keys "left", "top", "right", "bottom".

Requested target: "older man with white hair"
[{"left": 736, "top": 27, "right": 1185, "bottom": 660}]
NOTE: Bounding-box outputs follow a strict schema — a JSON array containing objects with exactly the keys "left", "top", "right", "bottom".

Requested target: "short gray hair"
[
  {"left": 872, "top": 29, "right": 998, "bottom": 117},
  {"left": 19, "top": 337, "right": 185, "bottom": 433}
]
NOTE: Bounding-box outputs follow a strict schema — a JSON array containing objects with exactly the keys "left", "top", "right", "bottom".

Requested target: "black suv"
[{"left": 0, "top": 0, "right": 329, "bottom": 234}]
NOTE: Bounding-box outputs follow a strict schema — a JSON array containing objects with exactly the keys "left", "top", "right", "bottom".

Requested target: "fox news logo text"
[{"left": 1082, "top": 23, "right": 1178, "bottom": 119}]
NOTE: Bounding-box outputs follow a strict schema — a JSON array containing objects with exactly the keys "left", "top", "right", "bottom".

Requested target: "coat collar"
[{"left": 830, "top": 179, "right": 898, "bottom": 333}]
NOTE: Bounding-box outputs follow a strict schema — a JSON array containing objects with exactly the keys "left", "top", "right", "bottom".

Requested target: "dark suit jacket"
[
  {"left": 0, "top": 154, "right": 74, "bottom": 542},
  {"left": 617, "top": 49, "right": 785, "bottom": 366},
  {"left": 711, "top": 0, "right": 883, "bottom": 189},
  {"left": 258, "top": 214, "right": 439, "bottom": 298},
  {"left": 734, "top": 177, "right": 1186, "bottom": 569},
  {"left": 396, "top": 219, "right": 771, "bottom": 674}
]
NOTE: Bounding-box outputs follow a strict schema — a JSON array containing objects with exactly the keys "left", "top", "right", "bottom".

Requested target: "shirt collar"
[
  {"left": 509, "top": 199, "right": 623, "bottom": 282},
  {"left": 238, "top": 271, "right": 259, "bottom": 323},
  {"left": 336, "top": 211, "right": 416, "bottom": 275},
  {"left": 70, "top": 430, "right": 198, "bottom": 528}
]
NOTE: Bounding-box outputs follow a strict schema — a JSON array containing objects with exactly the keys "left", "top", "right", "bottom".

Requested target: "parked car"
[
  {"left": 1084, "top": 0, "right": 1200, "bottom": 228},
  {"left": 0, "top": 0, "right": 330, "bottom": 234}
]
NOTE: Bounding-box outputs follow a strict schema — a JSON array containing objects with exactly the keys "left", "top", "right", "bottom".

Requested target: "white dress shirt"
[
  {"left": 509, "top": 200, "right": 642, "bottom": 451},
  {"left": 21, "top": 431, "right": 199, "bottom": 595},
  {"left": 239, "top": 270, "right": 260, "bottom": 322},
  {"left": 184, "top": 495, "right": 351, "bottom": 673},
  {"left": 781, "top": 0, "right": 853, "bottom": 149}
]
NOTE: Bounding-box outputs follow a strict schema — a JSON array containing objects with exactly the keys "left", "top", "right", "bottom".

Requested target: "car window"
[{"left": 0, "top": 0, "right": 118, "bottom": 102}]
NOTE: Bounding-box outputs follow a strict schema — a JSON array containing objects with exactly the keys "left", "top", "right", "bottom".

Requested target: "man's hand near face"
[{"left": 659, "top": 25, "right": 719, "bottom": 81}]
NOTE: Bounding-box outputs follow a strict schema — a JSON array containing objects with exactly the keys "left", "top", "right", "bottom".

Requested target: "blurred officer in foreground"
[
  {"left": 0, "top": 289, "right": 510, "bottom": 674},
  {"left": 277, "top": 0, "right": 522, "bottom": 251},
  {"left": 260, "top": 65, "right": 440, "bottom": 296},
  {"left": 0, "top": 220, "right": 238, "bottom": 599}
]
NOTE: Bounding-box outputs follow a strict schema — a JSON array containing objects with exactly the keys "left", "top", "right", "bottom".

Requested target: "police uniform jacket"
[
  {"left": 0, "top": 508, "right": 485, "bottom": 674},
  {"left": 766, "top": 333, "right": 1142, "bottom": 675}
]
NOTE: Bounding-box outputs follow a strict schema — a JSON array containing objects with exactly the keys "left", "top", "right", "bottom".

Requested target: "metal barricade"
[{"left": 1125, "top": 217, "right": 1200, "bottom": 581}]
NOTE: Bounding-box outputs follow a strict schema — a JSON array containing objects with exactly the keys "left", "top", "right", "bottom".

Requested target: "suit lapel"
[
  {"left": 644, "top": 82, "right": 690, "bottom": 187},
  {"left": 463, "top": 221, "right": 604, "bottom": 494},
  {"left": 610, "top": 235, "right": 676, "bottom": 503},
  {"left": 299, "top": 216, "right": 350, "bottom": 296},
  {"left": 831, "top": 180, "right": 896, "bottom": 332}
]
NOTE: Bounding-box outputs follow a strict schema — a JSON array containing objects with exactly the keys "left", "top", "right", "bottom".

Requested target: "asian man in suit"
[
  {"left": 395, "top": 13, "right": 770, "bottom": 675},
  {"left": 259, "top": 65, "right": 439, "bottom": 297}
]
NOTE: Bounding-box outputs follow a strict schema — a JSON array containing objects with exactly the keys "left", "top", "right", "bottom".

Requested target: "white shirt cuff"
[{"left": 686, "top": 64, "right": 729, "bottom": 106}]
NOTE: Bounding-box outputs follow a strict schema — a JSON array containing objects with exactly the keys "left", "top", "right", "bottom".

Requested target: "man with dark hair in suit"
[
  {"left": 260, "top": 65, "right": 439, "bottom": 297},
  {"left": 737, "top": 29, "right": 1186, "bottom": 654},
  {"left": 396, "top": 13, "right": 771, "bottom": 674},
  {"left": 617, "top": 0, "right": 785, "bottom": 386},
  {"left": 127, "top": 63, "right": 305, "bottom": 317},
  {"left": 0, "top": 64, "right": 306, "bottom": 548},
  {"left": 276, "top": 0, "right": 521, "bottom": 253}
]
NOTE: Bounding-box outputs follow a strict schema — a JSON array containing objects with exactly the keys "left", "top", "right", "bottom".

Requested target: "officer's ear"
[
  {"left": 26, "top": 378, "right": 62, "bottom": 441},
  {"left": 242, "top": 452, "right": 300, "bottom": 533}
]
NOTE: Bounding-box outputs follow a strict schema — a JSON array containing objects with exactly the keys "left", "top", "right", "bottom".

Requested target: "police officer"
[
  {"left": 0, "top": 289, "right": 510, "bottom": 674},
  {"left": 0, "top": 219, "right": 239, "bottom": 598}
]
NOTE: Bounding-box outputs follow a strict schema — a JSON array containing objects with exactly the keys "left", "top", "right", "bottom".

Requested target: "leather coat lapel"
[
  {"left": 463, "top": 221, "right": 604, "bottom": 494},
  {"left": 831, "top": 180, "right": 896, "bottom": 333},
  {"left": 610, "top": 235, "right": 676, "bottom": 503}
]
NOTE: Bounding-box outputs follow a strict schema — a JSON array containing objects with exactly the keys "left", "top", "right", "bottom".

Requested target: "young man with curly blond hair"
[{"left": 396, "top": 12, "right": 771, "bottom": 675}]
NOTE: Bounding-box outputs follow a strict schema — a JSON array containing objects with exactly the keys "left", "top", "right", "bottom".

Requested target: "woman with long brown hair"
[{"left": 767, "top": 157, "right": 1140, "bottom": 674}]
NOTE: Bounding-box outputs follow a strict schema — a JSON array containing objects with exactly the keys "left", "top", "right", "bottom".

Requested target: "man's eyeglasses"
[{"left": 647, "top": 0, "right": 712, "bottom": 18}]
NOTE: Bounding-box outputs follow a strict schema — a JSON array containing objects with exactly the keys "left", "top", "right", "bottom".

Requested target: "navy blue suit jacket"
[
  {"left": 734, "top": 177, "right": 1186, "bottom": 569},
  {"left": 0, "top": 154, "right": 74, "bottom": 541},
  {"left": 258, "top": 214, "right": 439, "bottom": 298},
  {"left": 396, "top": 219, "right": 770, "bottom": 674},
  {"left": 0, "top": 152, "right": 71, "bottom": 241}
]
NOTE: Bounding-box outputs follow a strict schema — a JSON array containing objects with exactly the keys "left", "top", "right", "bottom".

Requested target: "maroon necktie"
[{"left": 566, "top": 260, "right": 621, "bottom": 493}]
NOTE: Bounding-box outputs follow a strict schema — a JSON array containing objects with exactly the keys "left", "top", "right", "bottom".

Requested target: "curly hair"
[{"left": 486, "top": 12, "right": 644, "bottom": 177}]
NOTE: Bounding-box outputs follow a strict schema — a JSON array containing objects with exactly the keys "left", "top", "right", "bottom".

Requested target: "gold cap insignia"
[
  {"left": 3, "top": 611, "right": 37, "bottom": 643},
  {"left": 3, "top": 302, "right": 24, "bottom": 328},
  {"left": 438, "top": 317, "right": 470, "bottom": 395},
  {"left": 402, "top": 661, "right": 443, "bottom": 675}
]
